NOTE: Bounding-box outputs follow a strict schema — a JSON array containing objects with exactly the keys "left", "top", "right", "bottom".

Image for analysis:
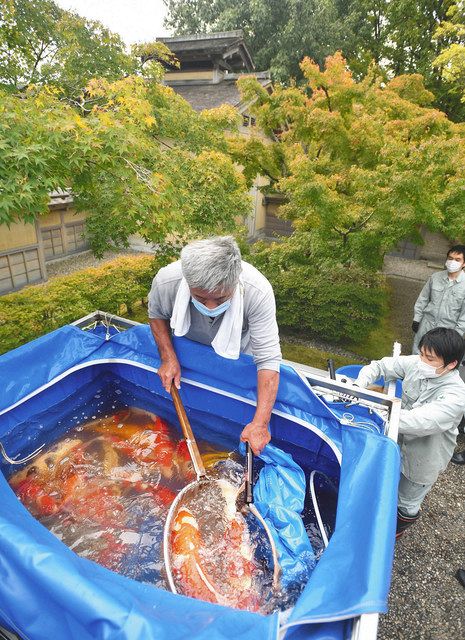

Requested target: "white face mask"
[
  {"left": 445, "top": 259, "right": 462, "bottom": 273},
  {"left": 417, "top": 357, "right": 449, "bottom": 379},
  {"left": 418, "top": 360, "right": 441, "bottom": 379}
]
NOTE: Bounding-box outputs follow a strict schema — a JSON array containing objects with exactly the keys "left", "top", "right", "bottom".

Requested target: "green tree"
[
  {"left": 345, "top": 0, "right": 465, "bottom": 119},
  {"left": 0, "top": 0, "right": 133, "bottom": 99},
  {"left": 0, "top": 75, "right": 250, "bottom": 256},
  {"left": 164, "top": 0, "right": 344, "bottom": 82},
  {"left": 248, "top": 233, "right": 384, "bottom": 343},
  {"left": 335, "top": 0, "right": 390, "bottom": 75},
  {"left": 163, "top": 0, "right": 225, "bottom": 35},
  {"left": 0, "top": 0, "right": 251, "bottom": 256},
  {"left": 336, "top": 1, "right": 453, "bottom": 78},
  {"left": 229, "top": 53, "right": 465, "bottom": 270},
  {"left": 433, "top": 1, "right": 465, "bottom": 111}
]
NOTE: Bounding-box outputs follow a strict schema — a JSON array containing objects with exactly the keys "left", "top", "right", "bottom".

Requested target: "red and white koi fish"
[
  {"left": 170, "top": 486, "right": 259, "bottom": 611},
  {"left": 90, "top": 412, "right": 194, "bottom": 480}
]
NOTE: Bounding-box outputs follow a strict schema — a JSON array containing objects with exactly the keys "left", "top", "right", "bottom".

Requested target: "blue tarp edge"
[{"left": 0, "top": 323, "right": 400, "bottom": 640}]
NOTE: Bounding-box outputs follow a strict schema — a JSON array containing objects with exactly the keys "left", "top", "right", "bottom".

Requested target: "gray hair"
[{"left": 181, "top": 236, "right": 242, "bottom": 292}]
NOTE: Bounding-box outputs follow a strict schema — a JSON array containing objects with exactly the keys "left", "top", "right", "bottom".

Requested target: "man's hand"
[
  {"left": 240, "top": 421, "right": 270, "bottom": 456},
  {"left": 158, "top": 357, "right": 181, "bottom": 393},
  {"left": 412, "top": 321, "right": 420, "bottom": 333},
  {"left": 149, "top": 319, "right": 181, "bottom": 392}
]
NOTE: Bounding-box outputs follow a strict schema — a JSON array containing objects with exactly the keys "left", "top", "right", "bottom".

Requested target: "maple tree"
[
  {"left": 0, "top": 1, "right": 250, "bottom": 256},
  {"left": 0, "top": 0, "right": 132, "bottom": 96},
  {"left": 230, "top": 52, "right": 465, "bottom": 270}
]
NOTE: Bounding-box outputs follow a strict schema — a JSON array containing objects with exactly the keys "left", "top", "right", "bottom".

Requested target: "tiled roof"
[
  {"left": 49, "top": 189, "right": 73, "bottom": 206},
  {"left": 157, "top": 31, "right": 254, "bottom": 72},
  {"left": 173, "top": 80, "right": 242, "bottom": 111},
  {"left": 171, "top": 73, "right": 271, "bottom": 112}
]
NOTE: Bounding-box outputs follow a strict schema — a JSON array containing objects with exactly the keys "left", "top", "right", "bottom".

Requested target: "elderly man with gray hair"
[{"left": 148, "top": 236, "right": 282, "bottom": 455}]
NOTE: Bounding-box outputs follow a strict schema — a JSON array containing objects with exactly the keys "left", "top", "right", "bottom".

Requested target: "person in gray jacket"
[
  {"left": 148, "top": 236, "right": 282, "bottom": 456},
  {"left": 355, "top": 328, "right": 465, "bottom": 538},
  {"left": 412, "top": 245, "right": 465, "bottom": 354}
]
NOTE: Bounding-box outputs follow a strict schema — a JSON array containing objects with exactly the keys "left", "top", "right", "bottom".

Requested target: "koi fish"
[
  {"left": 9, "top": 439, "right": 87, "bottom": 516},
  {"left": 88, "top": 411, "right": 170, "bottom": 441},
  {"left": 9, "top": 410, "right": 193, "bottom": 588},
  {"left": 10, "top": 439, "right": 84, "bottom": 486},
  {"left": 93, "top": 531, "right": 128, "bottom": 570},
  {"left": 200, "top": 447, "right": 231, "bottom": 470},
  {"left": 89, "top": 412, "right": 193, "bottom": 480},
  {"left": 171, "top": 506, "right": 221, "bottom": 603},
  {"left": 170, "top": 486, "right": 259, "bottom": 611},
  {"left": 12, "top": 475, "right": 61, "bottom": 515}
]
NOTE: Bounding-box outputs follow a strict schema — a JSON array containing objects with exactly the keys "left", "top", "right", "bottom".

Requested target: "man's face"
[
  {"left": 419, "top": 346, "right": 455, "bottom": 375},
  {"left": 190, "top": 287, "right": 233, "bottom": 310},
  {"left": 446, "top": 251, "right": 465, "bottom": 269}
]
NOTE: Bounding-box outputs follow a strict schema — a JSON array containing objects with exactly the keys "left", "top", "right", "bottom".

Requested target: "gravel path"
[
  {"left": 386, "top": 275, "right": 424, "bottom": 354},
  {"left": 378, "top": 436, "right": 465, "bottom": 640},
  {"left": 45, "top": 249, "right": 141, "bottom": 278},
  {"left": 44, "top": 252, "right": 465, "bottom": 638}
]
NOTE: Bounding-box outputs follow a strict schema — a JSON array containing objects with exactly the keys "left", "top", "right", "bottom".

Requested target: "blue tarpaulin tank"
[{"left": 0, "top": 316, "right": 400, "bottom": 640}]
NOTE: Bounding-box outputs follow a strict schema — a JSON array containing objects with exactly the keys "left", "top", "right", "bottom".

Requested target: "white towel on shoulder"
[
  {"left": 170, "top": 277, "right": 244, "bottom": 359},
  {"left": 170, "top": 277, "right": 192, "bottom": 338}
]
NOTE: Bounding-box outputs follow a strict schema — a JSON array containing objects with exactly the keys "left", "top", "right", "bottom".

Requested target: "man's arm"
[
  {"left": 240, "top": 369, "right": 279, "bottom": 455},
  {"left": 399, "top": 393, "right": 465, "bottom": 436},
  {"left": 454, "top": 299, "right": 465, "bottom": 337},
  {"left": 356, "top": 356, "right": 409, "bottom": 388},
  {"left": 149, "top": 318, "right": 181, "bottom": 392},
  {"left": 241, "top": 283, "right": 281, "bottom": 455}
]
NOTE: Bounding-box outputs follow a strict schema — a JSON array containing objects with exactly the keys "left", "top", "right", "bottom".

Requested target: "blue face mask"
[{"left": 191, "top": 297, "right": 231, "bottom": 317}]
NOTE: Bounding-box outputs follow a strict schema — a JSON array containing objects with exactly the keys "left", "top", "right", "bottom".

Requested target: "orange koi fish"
[
  {"left": 13, "top": 475, "right": 60, "bottom": 516},
  {"left": 89, "top": 412, "right": 193, "bottom": 480},
  {"left": 9, "top": 439, "right": 86, "bottom": 516},
  {"left": 171, "top": 506, "right": 223, "bottom": 604},
  {"left": 61, "top": 478, "right": 127, "bottom": 530},
  {"left": 170, "top": 502, "right": 259, "bottom": 610},
  {"left": 10, "top": 439, "right": 83, "bottom": 486},
  {"left": 88, "top": 411, "right": 170, "bottom": 441}
]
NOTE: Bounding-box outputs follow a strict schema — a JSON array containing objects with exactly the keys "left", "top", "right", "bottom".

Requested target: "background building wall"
[
  {"left": 0, "top": 203, "right": 89, "bottom": 295},
  {"left": 0, "top": 220, "right": 38, "bottom": 252},
  {"left": 0, "top": 221, "right": 45, "bottom": 294}
]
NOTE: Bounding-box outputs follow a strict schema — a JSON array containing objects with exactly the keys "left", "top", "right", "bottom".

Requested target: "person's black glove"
[{"left": 412, "top": 321, "right": 420, "bottom": 333}]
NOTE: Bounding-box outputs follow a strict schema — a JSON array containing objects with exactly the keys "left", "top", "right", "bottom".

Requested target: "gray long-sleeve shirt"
[
  {"left": 148, "top": 260, "right": 282, "bottom": 372},
  {"left": 356, "top": 355, "right": 465, "bottom": 484},
  {"left": 413, "top": 270, "right": 465, "bottom": 353}
]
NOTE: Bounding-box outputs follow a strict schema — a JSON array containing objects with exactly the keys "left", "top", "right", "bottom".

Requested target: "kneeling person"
[{"left": 355, "top": 328, "right": 465, "bottom": 538}]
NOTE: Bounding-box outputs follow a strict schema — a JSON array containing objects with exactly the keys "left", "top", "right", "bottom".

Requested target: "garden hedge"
[
  {"left": 0, "top": 255, "right": 162, "bottom": 355},
  {"left": 0, "top": 250, "right": 384, "bottom": 356},
  {"left": 248, "top": 243, "right": 384, "bottom": 344}
]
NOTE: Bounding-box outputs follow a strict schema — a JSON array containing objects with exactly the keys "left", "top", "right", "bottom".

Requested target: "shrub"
[
  {"left": 0, "top": 255, "right": 163, "bottom": 355},
  {"left": 273, "top": 264, "right": 383, "bottom": 342},
  {"left": 249, "top": 240, "right": 384, "bottom": 343}
]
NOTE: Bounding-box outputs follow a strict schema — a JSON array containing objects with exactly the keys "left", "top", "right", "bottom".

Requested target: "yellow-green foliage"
[
  {"left": 0, "top": 255, "right": 160, "bottom": 355},
  {"left": 233, "top": 53, "right": 465, "bottom": 270}
]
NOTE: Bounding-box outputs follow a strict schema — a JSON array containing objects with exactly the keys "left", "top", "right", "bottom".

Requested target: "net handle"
[{"left": 170, "top": 384, "right": 206, "bottom": 480}]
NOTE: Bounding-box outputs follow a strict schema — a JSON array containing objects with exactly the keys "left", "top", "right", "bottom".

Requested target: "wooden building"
[
  {"left": 0, "top": 191, "right": 88, "bottom": 294},
  {"left": 156, "top": 30, "right": 275, "bottom": 238}
]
